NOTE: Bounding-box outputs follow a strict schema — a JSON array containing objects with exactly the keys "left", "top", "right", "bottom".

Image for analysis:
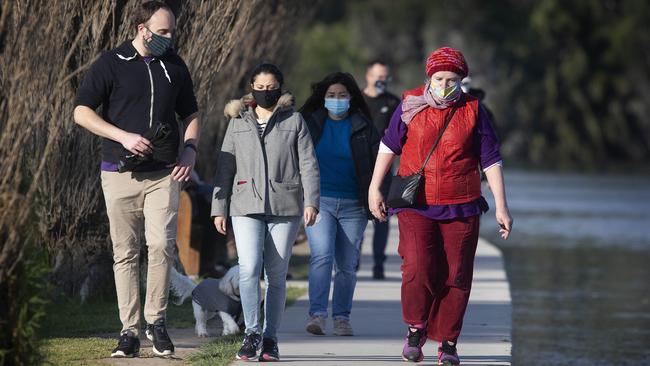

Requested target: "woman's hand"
[
  {"left": 369, "top": 187, "right": 388, "bottom": 222},
  {"left": 368, "top": 153, "right": 394, "bottom": 222},
  {"left": 304, "top": 206, "right": 318, "bottom": 226},
  {"left": 495, "top": 207, "right": 513, "bottom": 240},
  {"left": 213, "top": 216, "right": 227, "bottom": 235}
]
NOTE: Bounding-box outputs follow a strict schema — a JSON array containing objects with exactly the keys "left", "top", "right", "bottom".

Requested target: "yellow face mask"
[{"left": 431, "top": 82, "right": 460, "bottom": 99}]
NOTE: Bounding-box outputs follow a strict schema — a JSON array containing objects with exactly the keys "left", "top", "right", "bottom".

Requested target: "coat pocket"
[
  {"left": 230, "top": 180, "right": 256, "bottom": 213},
  {"left": 269, "top": 181, "right": 303, "bottom": 214}
]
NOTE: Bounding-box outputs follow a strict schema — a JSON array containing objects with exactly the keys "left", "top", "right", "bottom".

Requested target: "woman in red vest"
[{"left": 368, "top": 47, "right": 513, "bottom": 365}]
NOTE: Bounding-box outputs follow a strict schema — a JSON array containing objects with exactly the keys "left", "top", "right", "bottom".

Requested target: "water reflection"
[{"left": 481, "top": 171, "right": 650, "bottom": 365}]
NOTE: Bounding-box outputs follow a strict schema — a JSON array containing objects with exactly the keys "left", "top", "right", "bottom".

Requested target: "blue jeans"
[
  {"left": 232, "top": 215, "right": 302, "bottom": 340},
  {"left": 306, "top": 197, "right": 368, "bottom": 320}
]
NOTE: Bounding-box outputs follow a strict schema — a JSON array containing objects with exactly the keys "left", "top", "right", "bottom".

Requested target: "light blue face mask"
[{"left": 324, "top": 98, "right": 350, "bottom": 117}]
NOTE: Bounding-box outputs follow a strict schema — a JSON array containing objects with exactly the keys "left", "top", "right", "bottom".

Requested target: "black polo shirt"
[{"left": 74, "top": 41, "right": 198, "bottom": 165}]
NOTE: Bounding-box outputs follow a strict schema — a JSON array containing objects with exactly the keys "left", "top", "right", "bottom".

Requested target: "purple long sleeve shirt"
[{"left": 382, "top": 101, "right": 502, "bottom": 220}]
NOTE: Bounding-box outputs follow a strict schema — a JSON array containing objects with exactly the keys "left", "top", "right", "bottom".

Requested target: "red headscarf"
[{"left": 425, "top": 47, "right": 468, "bottom": 78}]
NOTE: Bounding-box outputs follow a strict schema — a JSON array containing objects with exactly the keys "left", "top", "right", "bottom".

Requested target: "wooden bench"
[{"left": 176, "top": 190, "right": 199, "bottom": 277}]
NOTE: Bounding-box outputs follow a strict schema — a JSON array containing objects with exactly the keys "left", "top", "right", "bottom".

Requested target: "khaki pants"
[{"left": 101, "top": 169, "right": 180, "bottom": 335}]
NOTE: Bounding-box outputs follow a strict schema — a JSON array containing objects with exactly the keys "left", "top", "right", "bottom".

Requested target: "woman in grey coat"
[{"left": 211, "top": 63, "right": 320, "bottom": 361}]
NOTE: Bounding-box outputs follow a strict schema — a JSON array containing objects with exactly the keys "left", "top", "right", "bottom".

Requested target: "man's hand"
[
  {"left": 120, "top": 132, "right": 152, "bottom": 156},
  {"left": 213, "top": 216, "right": 227, "bottom": 235},
  {"left": 304, "top": 206, "right": 318, "bottom": 226},
  {"left": 172, "top": 146, "right": 196, "bottom": 182}
]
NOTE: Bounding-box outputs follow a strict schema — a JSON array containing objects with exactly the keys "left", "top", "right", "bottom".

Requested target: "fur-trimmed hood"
[{"left": 223, "top": 92, "right": 295, "bottom": 118}]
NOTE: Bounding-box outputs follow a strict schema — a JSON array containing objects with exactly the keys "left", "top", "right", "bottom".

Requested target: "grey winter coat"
[{"left": 211, "top": 93, "right": 320, "bottom": 217}]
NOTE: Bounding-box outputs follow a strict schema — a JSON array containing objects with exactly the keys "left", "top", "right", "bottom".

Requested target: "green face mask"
[{"left": 144, "top": 27, "right": 172, "bottom": 57}]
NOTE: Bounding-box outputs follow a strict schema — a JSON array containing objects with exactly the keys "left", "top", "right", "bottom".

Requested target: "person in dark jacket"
[
  {"left": 299, "top": 72, "right": 380, "bottom": 337},
  {"left": 362, "top": 60, "right": 401, "bottom": 280}
]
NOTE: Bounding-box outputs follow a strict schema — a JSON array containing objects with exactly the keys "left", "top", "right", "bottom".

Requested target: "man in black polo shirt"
[
  {"left": 362, "top": 60, "right": 400, "bottom": 280},
  {"left": 73, "top": 1, "right": 199, "bottom": 358}
]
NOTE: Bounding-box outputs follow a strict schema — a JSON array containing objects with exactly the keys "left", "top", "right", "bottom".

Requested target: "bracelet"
[{"left": 184, "top": 143, "right": 197, "bottom": 153}]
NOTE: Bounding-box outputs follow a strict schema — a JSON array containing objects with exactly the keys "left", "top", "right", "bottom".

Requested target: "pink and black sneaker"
[
  {"left": 437, "top": 341, "right": 460, "bottom": 366},
  {"left": 401, "top": 326, "right": 426, "bottom": 362}
]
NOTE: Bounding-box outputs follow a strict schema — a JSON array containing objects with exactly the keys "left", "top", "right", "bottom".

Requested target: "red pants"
[{"left": 397, "top": 211, "right": 480, "bottom": 342}]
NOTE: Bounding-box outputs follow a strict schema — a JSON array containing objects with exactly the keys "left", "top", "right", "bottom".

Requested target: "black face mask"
[
  {"left": 144, "top": 27, "right": 173, "bottom": 57},
  {"left": 252, "top": 89, "right": 282, "bottom": 109},
  {"left": 375, "top": 80, "right": 388, "bottom": 94}
]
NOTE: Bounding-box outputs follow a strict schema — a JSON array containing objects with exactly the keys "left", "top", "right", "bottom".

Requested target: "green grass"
[
  {"left": 285, "top": 286, "right": 307, "bottom": 307},
  {"left": 41, "top": 294, "right": 195, "bottom": 338},
  {"left": 187, "top": 286, "right": 306, "bottom": 366},
  {"left": 40, "top": 294, "right": 193, "bottom": 365},
  {"left": 288, "top": 254, "right": 310, "bottom": 280},
  {"left": 40, "top": 287, "right": 307, "bottom": 365},
  {"left": 41, "top": 337, "right": 115, "bottom": 366},
  {"left": 186, "top": 334, "right": 241, "bottom": 366}
]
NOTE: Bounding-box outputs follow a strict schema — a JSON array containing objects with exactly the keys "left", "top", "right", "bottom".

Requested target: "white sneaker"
[
  {"left": 333, "top": 318, "right": 354, "bottom": 336},
  {"left": 305, "top": 315, "right": 326, "bottom": 335}
]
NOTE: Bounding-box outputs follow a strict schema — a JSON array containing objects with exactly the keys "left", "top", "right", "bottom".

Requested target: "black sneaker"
[
  {"left": 373, "top": 265, "right": 385, "bottom": 280},
  {"left": 401, "top": 327, "right": 426, "bottom": 362},
  {"left": 146, "top": 319, "right": 174, "bottom": 357},
  {"left": 236, "top": 333, "right": 262, "bottom": 361},
  {"left": 111, "top": 331, "right": 140, "bottom": 358},
  {"left": 259, "top": 337, "right": 280, "bottom": 362}
]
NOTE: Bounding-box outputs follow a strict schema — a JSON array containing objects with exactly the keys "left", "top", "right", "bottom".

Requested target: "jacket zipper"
[
  {"left": 145, "top": 59, "right": 155, "bottom": 128},
  {"left": 251, "top": 178, "right": 262, "bottom": 200}
]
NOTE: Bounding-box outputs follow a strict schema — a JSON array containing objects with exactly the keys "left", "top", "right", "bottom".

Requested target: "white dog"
[{"left": 169, "top": 265, "right": 241, "bottom": 337}]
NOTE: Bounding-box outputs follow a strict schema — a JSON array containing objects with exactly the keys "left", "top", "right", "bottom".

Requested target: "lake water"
[{"left": 480, "top": 171, "right": 650, "bottom": 366}]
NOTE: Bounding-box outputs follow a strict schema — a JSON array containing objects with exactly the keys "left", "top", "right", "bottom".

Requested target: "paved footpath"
[{"left": 242, "top": 219, "right": 512, "bottom": 365}]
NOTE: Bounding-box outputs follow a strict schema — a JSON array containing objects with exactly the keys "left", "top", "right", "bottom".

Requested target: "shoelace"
[
  {"left": 118, "top": 334, "right": 132, "bottom": 348},
  {"left": 407, "top": 328, "right": 424, "bottom": 347},
  {"left": 242, "top": 334, "right": 260, "bottom": 349}
]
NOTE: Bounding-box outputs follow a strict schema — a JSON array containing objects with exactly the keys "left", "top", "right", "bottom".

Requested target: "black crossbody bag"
[{"left": 385, "top": 106, "right": 458, "bottom": 208}]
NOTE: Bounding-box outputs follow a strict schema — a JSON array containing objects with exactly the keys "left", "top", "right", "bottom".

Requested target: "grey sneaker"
[
  {"left": 305, "top": 315, "right": 326, "bottom": 335},
  {"left": 333, "top": 318, "right": 354, "bottom": 336}
]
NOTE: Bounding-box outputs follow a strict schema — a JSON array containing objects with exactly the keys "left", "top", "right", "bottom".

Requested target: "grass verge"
[
  {"left": 187, "top": 286, "right": 306, "bottom": 366},
  {"left": 40, "top": 286, "right": 307, "bottom": 365},
  {"left": 41, "top": 294, "right": 195, "bottom": 338},
  {"left": 40, "top": 337, "right": 115, "bottom": 366}
]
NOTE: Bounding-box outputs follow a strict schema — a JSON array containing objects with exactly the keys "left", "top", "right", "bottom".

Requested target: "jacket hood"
[{"left": 224, "top": 92, "right": 295, "bottom": 118}]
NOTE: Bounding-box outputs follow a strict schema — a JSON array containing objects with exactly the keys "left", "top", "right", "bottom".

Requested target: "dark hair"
[
  {"left": 249, "top": 63, "right": 284, "bottom": 87},
  {"left": 132, "top": 1, "right": 174, "bottom": 27},
  {"left": 299, "top": 72, "right": 371, "bottom": 120},
  {"left": 366, "top": 59, "right": 389, "bottom": 70}
]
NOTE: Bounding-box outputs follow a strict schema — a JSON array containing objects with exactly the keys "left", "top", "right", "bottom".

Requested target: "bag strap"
[{"left": 416, "top": 105, "right": 458, "bottom": 174}]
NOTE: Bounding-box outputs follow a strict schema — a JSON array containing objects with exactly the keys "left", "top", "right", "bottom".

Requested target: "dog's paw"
[
  {"left": 196, "top": 325, "right": 210, "bottom": 338},
  {"left": 221, "top": 319, "right": 240, "bottom": 336},
  {"left": 221, "top": 327, "right": 239, "bottom": 336}
]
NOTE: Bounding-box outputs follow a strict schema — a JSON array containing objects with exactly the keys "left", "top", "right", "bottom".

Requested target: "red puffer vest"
[{"left": 397, "top": 85, "right": 481, "bottom": 205}]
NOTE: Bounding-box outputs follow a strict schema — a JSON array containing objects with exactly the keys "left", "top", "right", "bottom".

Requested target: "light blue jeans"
[
  {"left": 232, "top": 215, "right": 302, "bottom": 340},
  {"left": 306, "top": 196, "right": 368, "bottom": 320}
]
